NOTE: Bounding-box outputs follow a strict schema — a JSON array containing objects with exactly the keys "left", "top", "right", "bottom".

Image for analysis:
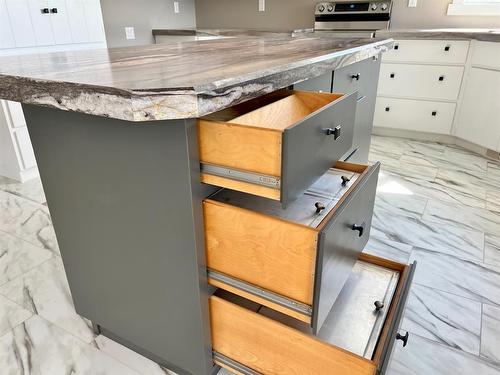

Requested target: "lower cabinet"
[
  {"left": 454, "top": 67, "right": 500, "bottom": 151},
  {"left": 210, "top": 254, "right": 415, "bottom": 375},
  {"left": 374, "top": 97, "right": 456, "bottom": 134}
]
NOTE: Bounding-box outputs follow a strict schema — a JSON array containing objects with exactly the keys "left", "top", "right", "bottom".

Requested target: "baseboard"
[{"left": 372, "top": 127, "right": 500, "bottom": 162}]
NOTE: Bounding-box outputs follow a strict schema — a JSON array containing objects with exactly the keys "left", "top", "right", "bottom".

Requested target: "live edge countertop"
[
  {"left": 375, "top": 28, "right": 500, "bottom": 42},
  {"left": 0, "top": 35, "right": 392, "bottom": 122}
]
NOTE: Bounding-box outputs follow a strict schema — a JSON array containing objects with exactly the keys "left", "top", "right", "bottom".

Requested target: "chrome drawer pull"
[
  {"left": 374, "top": 300, "right": 385, "bottom": 311},
  {"left": 341, "top": 175, "right": 351, "bottom": 186},
  {"left": 325, "top": 125, "right": 341, "bottom": 140},
  {"left": 396, "top": 331, "right": 410, "bottom": 347},
  {"left": 315, "top": 202, "right": 326, "bottom": 214},
  {"left": 351, "top": 224, "right": 364, "bottom": 237}
]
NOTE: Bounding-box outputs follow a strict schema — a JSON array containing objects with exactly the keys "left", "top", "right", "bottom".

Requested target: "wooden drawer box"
[
  {"left": 204, "top": 161, "right": 380, "bottom": 332},
  {"left": 210, "top": 254, "right": 416, "bottom": 375},
  {"left": 198, "top": 90, "right": 356, "bottom": 206}
]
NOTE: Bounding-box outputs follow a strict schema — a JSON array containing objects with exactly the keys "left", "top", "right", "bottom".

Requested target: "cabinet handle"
[
  {"left": 394, "top": 44, "right": 399, "bottom": 50},
  {"left": 374, "top": 300, "right": 385, "bottom": 311},
  {"left": 432, "top": 111, "right": 437, "bottom": 116},
  {"left": 325, "top": 125, "right": 341, "bottom": 140},
  {"left": 341, "top": 175, "right": 351, "bottom": 186},
  {"left": 385, "top": 106, "right": 390, "bottom": 112},
  {"left": 50, "top": 7, "right": 58, "bottom": 13},
  {"left": 390, "top": 73, "right": 395, "bottom": 78},
  {"left": 41, "top": 7, "right": 50, "bottom": 13},
  {"left": 444, "top": 45, "right": 451, "bottom": 52},
  {"left": 315, "top": 202, "right": 326, "bottom": 214},
  {"left": 396, "top": 332, "right": 410, "bottom": 347},
  {"left": 438, "top": 75, "right": 445, "bottom": 82},
  {"left": 351, "top": 223, "right": 364, "bottom": 237},
  {"left": 351, "top": 73, "right": 361, "bottom": 81}
]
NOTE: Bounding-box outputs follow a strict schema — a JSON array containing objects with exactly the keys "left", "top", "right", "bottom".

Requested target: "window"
[{"left": 447, "top": 0, "right": 500, "bottom": 15}]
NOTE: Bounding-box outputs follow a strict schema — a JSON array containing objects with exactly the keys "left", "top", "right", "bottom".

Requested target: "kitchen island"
[{"left": 0, "top": 35, "right": 397, "bottom": 375}]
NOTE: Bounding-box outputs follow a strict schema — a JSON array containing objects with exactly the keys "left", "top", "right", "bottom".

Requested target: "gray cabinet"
[
  {"left": 333, "top": 56, "right": 381, "bottom": 163},
  {"left": 294, "top": 56, "right": 381, "bottom": 164}
]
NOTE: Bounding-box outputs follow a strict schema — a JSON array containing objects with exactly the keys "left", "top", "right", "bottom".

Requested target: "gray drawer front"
[
  {"left": 379, "top": 261, "right": 416, "bottom": 375},
  {"left": 281, "top": 92, "right": 356, "bottom": 207},
  {"left": 312, "top": 162, "right": 380, "bottom": 333}
]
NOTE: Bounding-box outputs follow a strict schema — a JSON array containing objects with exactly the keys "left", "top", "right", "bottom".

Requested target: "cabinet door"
[
  {"left": 5, "top": 0, "right": 37, "bottom": 47},
  {"left": 65, "top": 0, "right": 88, "bottom": 43},
  {"left": 28, "top": 0, "right": 56, "bottom": 46},
  {"left": 0, "top": 0, "right": 16, "bottom": 49},
  {"left": 455, "top": 68, "right": 500, "bottom": 150},
  {"left": 48, "top": 0, "right": 72, "bottom": 44},
  {"left": 83, "top": 0, "right": 105, "bottom": 42},
  {"left": 293, "top": 71, "right": 332, "bottom": 93}
]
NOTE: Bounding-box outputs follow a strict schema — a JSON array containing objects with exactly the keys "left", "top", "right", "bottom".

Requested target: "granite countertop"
[
  {"left": 376, "top": 28, "right": 500, "bottom": 42},
  {"left": 0, "top": 35, "right": 391, "bottom": 122}
]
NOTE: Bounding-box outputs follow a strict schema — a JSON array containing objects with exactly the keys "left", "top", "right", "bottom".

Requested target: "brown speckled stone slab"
[{"left": 0, "top": 36, "right": 392, "bottom": 121}]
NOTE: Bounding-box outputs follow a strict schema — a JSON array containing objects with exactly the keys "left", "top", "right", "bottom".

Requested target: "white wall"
[{"left": 100, "top": 0, "right": 196, "bottom": 48}]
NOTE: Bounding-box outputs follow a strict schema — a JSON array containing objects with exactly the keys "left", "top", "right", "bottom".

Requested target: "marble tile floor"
[{"left": 1, "top": 135, "right": 500, "bottom": 374}]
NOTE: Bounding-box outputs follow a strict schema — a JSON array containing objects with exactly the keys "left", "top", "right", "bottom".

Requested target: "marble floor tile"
[
  {"left": 410, "top": 247, "right": 500, "bottom": 306},
  {"left": 481, "top": 304, "right": 500, "bottom": 365},
  {"left": 487, "top": 190, "right": 500, "bottom": 213},
  {"left": 0, "top": 295, "right": 32, "bottom": 337},
  {"left": 0, "top": 190, "right": 59, "bottom": 254},
  {"left": 0, "top": 315, "right": 140, "bottom": 375},
  {"left": 400, "top": 145, "right": 488, "bottom": 173},
  {"left": 373, "top": 208, "right": 484, "bottom": 261},
  {"left": 375, "top": 191, "right": 428, "bottom": 219},
  {"left": 401, "top": 284, "right": 481, "bottom": 355},
  {"left": 388, "top": 333, "right": 500, "bottom": 375},
  {"left": 364, "top": 235, "right": 413, "bottom": 264},
  {"left": 380, "top": 159, "right": 439, "bottom": 181},
  {"left": 423, "top": 199, "right": 500, "bottom": 235},
  {"left": 96, "top": 335, "right": 175, "bottom": 375},
  {"left": 377, "top": 171, "right": 486, "bottom": 208},
  {"left": 0, "top": 230, "right": 53, "bottom": 287},
  {"left": 485, "top": 234, "right": 500, "bottom": 268},
  {"left": 0, "top": 176, "right": 46, "bottom": 204},
  {"left": 435, "top": 168, "right": 497, "bottom": 203},
  {"left": 0, "top": 257, "right": 95, "bottom": 344}
]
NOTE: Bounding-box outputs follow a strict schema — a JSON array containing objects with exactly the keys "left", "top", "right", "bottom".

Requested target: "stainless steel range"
[{"left": 314, "top": 0, "right": 393, "bottom": 38}]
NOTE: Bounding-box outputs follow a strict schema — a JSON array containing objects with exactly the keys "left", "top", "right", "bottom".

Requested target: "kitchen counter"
[
  {"left": 376, "top": 28, "right": 500, "bottom": 42},
  {"left": 0, "top": 35, "right": 391, "bottom": 121}
]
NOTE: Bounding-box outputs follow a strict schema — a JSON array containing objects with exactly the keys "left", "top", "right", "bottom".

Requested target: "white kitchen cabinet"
[
  {"left": 28, "top": 0, "right": 56, "bottom": 46},
  {"left": 48, "top": 0, "right": 72, "bottom": 45},
  {"left": 0, "top": 0, "right": 16, "bottom": 49},
  {"left": 471, "top": 41, "right": 500, "bottom": 71},
  {"left": 83, "top": 0, "right": 105, "bottom": 42},
  {"left": 5, "top": 0, "right": 37, "bottom": 47},
  {"left": 374, "top": 98, "right": 456, "bottom": 134},
  {"left": 66, "top": 0, "right": 88, "bottom": 43},
  {"left": 378, "top": 63, "right": 464, "bottom": 101},
  {"left": 454, "top": 68, "right": 500, "bottom": 151},
  {"left": 382, "top": 39, "right": 470, "bottom": 65}
]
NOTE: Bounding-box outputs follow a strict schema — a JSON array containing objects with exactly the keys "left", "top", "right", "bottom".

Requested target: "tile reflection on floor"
[{"left": 0, "top": 135, "right": 500, "bottom": 374}]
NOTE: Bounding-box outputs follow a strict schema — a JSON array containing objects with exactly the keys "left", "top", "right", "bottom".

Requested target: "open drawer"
[
  {"left": 198, "top": 90, "right": 356, "bottom": 206},
  {"left": 204, "top": 161, "right": 380, "bottom": 332},
  {"left": 210, "top": 254, "right": 416, "bottom": 375}
]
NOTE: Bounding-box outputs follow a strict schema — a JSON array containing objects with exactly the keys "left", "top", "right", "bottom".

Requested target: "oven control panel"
[{"left": 315, "top": 1, "right": 392, "bottom": 15}]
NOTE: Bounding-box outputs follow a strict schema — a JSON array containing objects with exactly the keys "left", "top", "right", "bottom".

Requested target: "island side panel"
[{"left": 22, "top": 105, "right": 217, "bottom": 375}]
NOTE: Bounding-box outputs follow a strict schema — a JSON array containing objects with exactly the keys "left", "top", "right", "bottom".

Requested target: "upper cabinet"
[{"left": 0, "top": 0, "right": 105, "bottom": 51}]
